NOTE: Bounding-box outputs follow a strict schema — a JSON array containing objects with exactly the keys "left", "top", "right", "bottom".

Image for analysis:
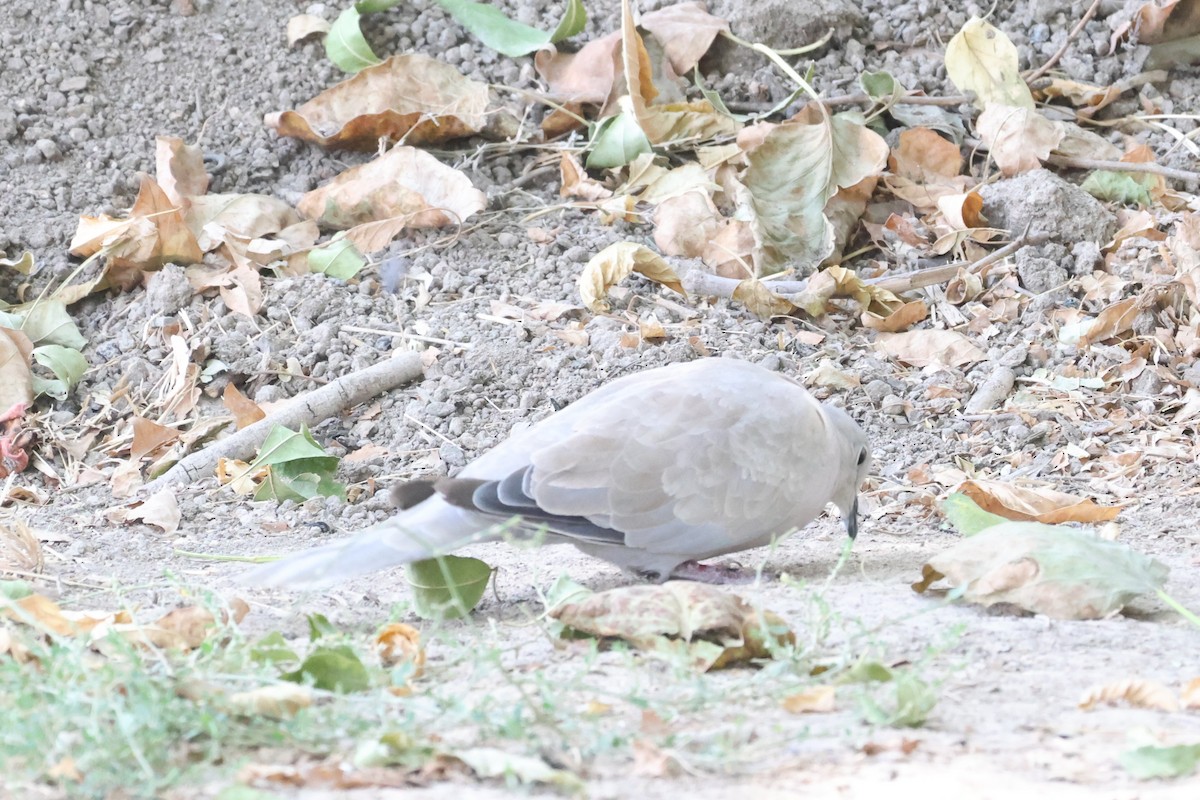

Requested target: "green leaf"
[
  {"left": 860, "top": 70, "right": 902, "bottom": 102},
  {"left": 405, "top": 555, "right": 494, "bottom": 619},
  {"left": 1081, "top": 170, "right": 1154, "bottom": 207},
  {"left": 435, "top": 0, "right": 586, "bottom": 58},
  {"left": 325, "top": 2, "right": 399, "bottom": 72},
  {"left": 0, "top": 579, "right": 33, "bottom": 600},
  {"left": 940, "top": 492, "right": 1010, "bottom": 536},
  {"left": 841, "top": 659, "right": 895, "bottom": 684},
  {"left": 856, "top": 668, "right": 937, "bottom": 727},
  {"left": 308, "top": 236, "right": 366, "bottom": 281},
  {"left": 0, "top": 299, "right": 86, "bottom": 349},
  {"left": 250, "top": 631, "right": 300, "bottom": 666},
  {"left": 306, "top": 613, "right": 337, "bottom": 640},
  {"left": 281, "top": 645, "right": 371, "bottom": 693},
  {"left": 586, "top": 113, "right": 652, "bottom": 169},
  {"left": 32, "top": 344, "right": 87, "bottom": 399},
  {"left": 249, "top": 424, "right": 346, "bottom": 502},
  {"left": 1120, "top": 743, "right": 1200, "bottom": 779}
]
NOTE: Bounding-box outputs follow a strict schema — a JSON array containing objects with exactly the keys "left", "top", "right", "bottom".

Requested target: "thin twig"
[
  {"left": 1023, "top": 0, "right": 1103, "bottom": 82},
  {"left": 964, "top": 137, "right": 1200, "bottom": 184},
  {"left": 727, "top": 92, "right": 972, "bottom": 114},
  {"left": 143, "top": 352, "right": 425, "bottom": 491}
]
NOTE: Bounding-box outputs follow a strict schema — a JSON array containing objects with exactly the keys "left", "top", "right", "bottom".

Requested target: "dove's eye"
[{"left": 856, "top": 449, "right": 868, "bottom": 466}]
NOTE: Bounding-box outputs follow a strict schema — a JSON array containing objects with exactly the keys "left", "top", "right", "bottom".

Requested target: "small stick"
[
  {"left": 1023, "top": 0, "right": 1103, "bottom": 83},
  {"left": 964, "top": 137, "right": 1200, "bottom": 184},
  {"left": 681, "top": 233, "right": 1037, "bottom": 301},
  {"left": 144, "top": 352, "right": 424, "bottom": 491}
]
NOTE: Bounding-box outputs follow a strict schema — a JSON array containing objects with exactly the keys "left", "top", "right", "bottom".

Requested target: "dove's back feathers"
[{"left": 245, "top": 358, "right": 871, "bottom": 588}]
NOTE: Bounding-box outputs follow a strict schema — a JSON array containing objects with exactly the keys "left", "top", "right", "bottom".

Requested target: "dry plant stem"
[
  {"left": 144, "top": 352, "right": 424, "bottom": 491},
  {"left": 681, "top": 235, "right": 1036, "bottom": 301},
  {"left": 1023, "top": 0, "right": 1102, "bottom": 83},
  {"left": 965, "top": 137, "right": 1200, "bottom": 184},
  {"left": 729, "top": 93, "right": 972, "bottom": 114}
]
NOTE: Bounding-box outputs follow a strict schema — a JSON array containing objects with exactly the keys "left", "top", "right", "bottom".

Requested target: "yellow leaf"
[
  {"left": 944, "top": 17, "right": 1033, "bottom": 110},
  {"left": 578, "top": 243, "right": 684, "bottom": 313}
]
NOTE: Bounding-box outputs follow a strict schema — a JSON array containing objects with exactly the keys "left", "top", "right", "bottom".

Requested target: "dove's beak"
[{"left": 845, "top": 496, "right": 859, "bottom": 540}]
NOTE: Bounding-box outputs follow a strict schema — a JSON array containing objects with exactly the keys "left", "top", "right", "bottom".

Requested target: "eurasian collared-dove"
[{"left": 245, "top": 358, "right": 871, "bottom": 588}]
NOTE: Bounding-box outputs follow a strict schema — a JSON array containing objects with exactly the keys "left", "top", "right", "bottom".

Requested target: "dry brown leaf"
[
  {"left": 550, "top": 581, "right": 794, "bottom": 671},
  {"left": 184, "top": 194, "right": 304, "bottom": 252},
  {"left": 298, "top": 146, "right": 486, "bottom": 234},
  {"left": 1079, "top": 678, "right": 1179, "bottom": 712},
  {"left": 266, "top": 54, "right": 491, "bottom": 150},
  {"left": 0, "top": 328, "right": 34, "bottom": 419},
  {"left": 0, "top": 518, "right": 42, "bottom": 573},
  {"left": 803, "top": 360, "right": 860, "bottom": 390},
  {"left": 875, "top": 329, "right": 986, "bottom": 367},
  {"left": 375, "top": 622, "right": 425, "bottom": 674},
  {"left": 535, "top": 30, "right": 622, "bottom": 104},
  {"left": 578, "top": 242, "right": 684, "bottom": 313},
  {"left": 155, "top": 136, "right": 208, "bottom": 204},
  {"left": 782, "top": 685, "right": 836, "bottom": 713},
  {"left": 228, "top": 684, "right": 314, "bottom": 719},
  {"left": 286, "top": 13, "right": 330, "bottom": 46},
  {"left": 122, "top": 488, "right": 182, "bottom": 534},
  {"left": 1134, "top": 0, "right": 1200, "bottom": 43},
  {"left": 1078, "top": 297, "right": 1140, "bottom": 346},
  {"left": 1182, "top": 677, "right": 1200, "bottom": 710},
  {"left": 1, "top": 594, "right": 128, "bottom": 637},
  {"left": 732, "top": 279, "right": 796, "bottom": 319},
  {"left": 654, "top": 191, "right": 721, "bottom": 258},
  {"left": 977, "top": 105, "right": 1064, "bottom": 176},
  {"left": 889, "top": 127, "right": 963, "bottom": 179},
  {"left": 218, "top": 458, "right": 266, "bottom": 495},
  {"left": 223, "top": 384, "right": 265, "bottom": 429},
  {"left": 937, "top": 191, "right": 987, "bottom": 230},
  {"left": 638, "top": 2, "right": 730, "bottom": 75},
  {"left": 620, "top": 0, "right": 737, "bottom": 145},
  {"left": 862, "top": 299, "right": 929, "bottom": 332},
  {"left": 958, "top": 479, "right": 1121, "bottom": 524},
  {"left": 131, "top": 416, "right": 180, "bottom": 461},
  {"left": 702, "top": 219, "right": 757, "bottom": 278},
  {"left": 559, "top": 153, "right": 612, "bottom": 201},
  {"left": 1039, "top": 79, "right": 1122, "bottom": 117}
]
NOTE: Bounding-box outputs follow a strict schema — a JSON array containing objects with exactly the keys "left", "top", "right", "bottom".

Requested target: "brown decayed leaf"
[
  {"left": 1078, "top": 678, "right": 1179, "bottom": 712},
  {"left": 732, "top": 279, "right": 796, "bottom": 319},
  {"left": 653, "top": 191, "right": 721, "bottom": 258},
  {"left": 1078, "top": 297, "right": 1140, "bottom": 346},
  {"left": 1134, "top": 0, "right": 1200, "bottom": 44},
  {"left": 1, "top": 593, "right": 130, "bottom": 637},
  {"left": 958, "top": 479, "right": 1121, "bottom": 524},
  {"left": 702, "top": 219, "right": 757, "bottom": 279},
  {"left": 638, "top": 2, "right": 730, "bottom": 75},
  {"left": 578, "top": 242, "right": 684, "bottom": 313},
  {"left": 550, "top": 581, "right": 793, "bottom": 671},
  {"left": 286, "top": 13, "right": 330, "bottom": 47},
  {"left": 976, "top": 105, "right": 1064, "bottom": 176},
  {"left": 375, "top": 622, "right": 426, "bottom": 674},
  {"left": 121, "top": 488, "right": 182, "bottom": 534},
  {"left": 535, "top": 30, "right": 622, "bottom": 104},
  {"left": 0, "top": 327, "right": 35, "bottom": 417},
  {"left": 227, "top": 684, "right": 313, "bottom": 719},
  {"left": 875, "top": 330, "right": 986, "bottom": 368},
  {"left": 889, "top": 127, "right": 963, "bottom": 179},
  {"left": 1039, "top": 79, "right": 1122, "bottom": 117},
  {"left": 298, "top": 146, "right": 486, "bottom": 233},
  {"left": 862, "top": 299, "right": 929, "bottom": 332},
  {"left": 266, "top": 54, "right": 490, "bottom": 150},
  {"left": 130, "top": 416, "right": 180, "bottom": 461},
  {"left": 184, "top": 194, "right": 303, "bottom": 252},
  {"left": 782, "top": 685, "right": 836, "bottom": 713},
  {"left": 223, "top": 383, "right": 265, "bottom": 429},
  {"left": 803, "top": 360, "right": 860, "bottom": 390},
  {"left": 619, "top": 0, "right": 737, "bottom": 145},
  {"left": 0, "top": 518, "right": 42, "bottom": 573},
  {"left": 559, "top": 153, "right": 612, "bottom": 201},
  {"left": 155, "top": 136, "right": 208, "bottom": 204}
]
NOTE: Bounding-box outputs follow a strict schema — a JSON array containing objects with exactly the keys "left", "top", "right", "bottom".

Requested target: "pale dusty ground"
[{"left": 1, "top": 0, "right": 1198, "bottom": 797}]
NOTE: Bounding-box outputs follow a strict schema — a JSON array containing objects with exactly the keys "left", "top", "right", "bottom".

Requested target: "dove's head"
[{"left": 825, "top": 405, "right": 871, "bottom": 540}]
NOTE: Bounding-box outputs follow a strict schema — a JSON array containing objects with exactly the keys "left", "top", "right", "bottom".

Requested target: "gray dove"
[{"left": 245, "top": 358, "right": 871, "bottom": 588}]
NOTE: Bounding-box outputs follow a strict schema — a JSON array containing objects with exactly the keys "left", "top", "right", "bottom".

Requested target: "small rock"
[
  {"left": 34, "top": 138, "right": 61, "bottom": 161},
  {"left": 145, "top": 47, "right": 166, "bottom": 64}
]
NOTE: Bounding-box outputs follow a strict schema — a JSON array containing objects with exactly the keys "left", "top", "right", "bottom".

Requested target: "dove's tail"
[{"left": 240, "top": 496, "right": 494, "bottom": 589}]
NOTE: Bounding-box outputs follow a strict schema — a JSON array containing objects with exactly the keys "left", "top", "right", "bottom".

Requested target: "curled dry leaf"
[
  {"left": 913, "top": 519, "right": 1168, "bottom": 620},
  {"left": 228, "top": 683, "right": 313, "bottom": 719},
  {"left": 184, "top": 194, "right": 305, "bottom": 252},
  {"left": 298, "top": 146, "right": 486, "bottom": 246},
  {"left": 1078, "top": 678, "right": 1179, "bottom": 712},
  {"left": 958, "top": 479, "right": 1121, "bottom": 524},
  {"left": 153, "top": 599, "right": 250, "bottom": 650},
  {"left": 119, "top": 488, "right": 182, "bottom": 534},
  {"left": 155, "top": 136, "right": 208, "bottom": 204},
  {"left": 1, "top": 593, "right": 131, "bottom": 637},
  {"left": 782, "top": 685, "right": 837, "bottom": 713},
  {"left": 654, "top": 191, "right": 721, "bottom": 258},
  {"left": 578, "top": 242, "right": 684, "bottom": 313},
  {"left": 732, "top": 278, "right": 796, "bottom": 319},
  {"left": 889, "top": 127, "right": 964, "bottom": 180},
  {"left": 0, "top": 518, "right": 43, "bottom": 573},
  {"left": 875, "top": 329, "right": 986, "bottom": 368},
  {"left": 223, "top": 383, "right": 266, "bottom": 429},
  {"left": 130, "top": 416, "right": 180, "bottom": 461},
  {"left": 803, "top": 359, "right": 861, "bottom": 390},
  {"left": 266, "top": 54, "right": 490, "bottom": 150},
  {"left": 944, "top": 17, "right": 1033, "bottom": 110},
  {"left": 976, "top": 104, "right": 1064, "bottom": 176},
  {"left": 287, "top": 13, "right": 330, "bottom": 46},
  {"left": 559, "top": 153, "right": 612, "bottom": 201},
  {"left": 375, "top": 622, "right": 426, "bottom": 674},
  {"left": 550, "top": 580, "right": 795, "bottom": 671},
  {"left": 861, "top": 300, "right": 929, "bottom": 332},
  {"left": 66, "top": 175, "right": 203, "bottom": 302},
  {"left": 638, "top": 1, "right": 729, "bottom": 76}
]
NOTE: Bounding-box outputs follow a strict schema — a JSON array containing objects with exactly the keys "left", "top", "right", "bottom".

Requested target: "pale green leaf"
[
  {"left": 1120, "top": 744, "right": 1200, "bottom": 780},
  {"left": 1081, "top": 170, "right": 1154, "bottom": 207},
  {"left": 405, "top": 555, "right": 494, "bottom": 619},
  {"left": 940, "top": 491, "right": 1010, "bottom": 536},
  {"left": 586, "top": 113, "right": 652, "bottom": 169},
  {"left": 308, "top": 236, "right": 366, "bottom": 280},
  {"left": 437, "top": 0, "right": 585, "bottom": 57},
  {"left": 281, "top": 645, "right": 371, "bottom": 693},
  {"left": 32, "top": 344, "right": 87, "bottom": 399}
]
